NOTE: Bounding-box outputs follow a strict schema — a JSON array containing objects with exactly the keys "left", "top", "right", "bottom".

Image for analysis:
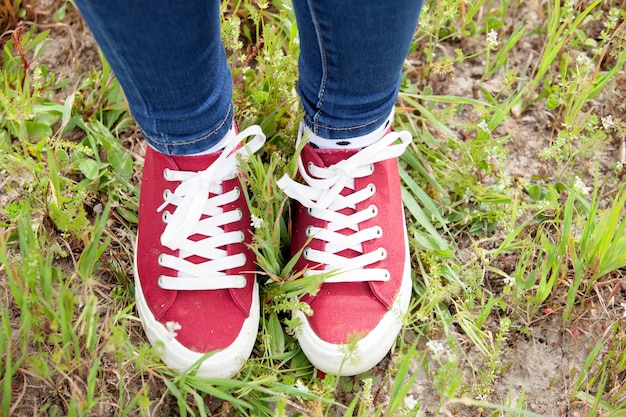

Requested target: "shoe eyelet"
[
  {"left": 162, "top": 210, "right": 171, "bottom": 224},
  {"left": 307, "top": 207, "right": 313, "bottom": 216},
  {"left": 368, "top": 183, "right": 376, "bottom": 195},
  {"left": 303, "top": 248, "right": 311, "bottom": 260},
  {"left": 305, "top": 225, "right": 313, "bottom": 237},
  {"left": 379, "top": 248, "right": 387, "bottom": 260},
  {"left": 157, "top": 275, "right": 165, "bottom": 288},
  {"left": 375, "top": 226, "right": 383, "bottom": 237},
  {"left": 163, "top": 189, "right": 171, "bottom": 200},
  {"left": 307, "top": 162, "right": 314, "bottom": 172},
  {"left": 163, "top": 168, "right": 170, "bottom": 180},
  {"left": 239, "top": 231, "right": 246, "bottom": 243},
  {"left": 370, "top": 205, "right": 378, "bottom": 216},
  {"left": 369, "top": 164, "right": 375, "bottom": 174},
  {"left": 157, "top": 254, "right": 165, "bottom": 266},
  {"left": 383, "top": 271, "right": 390, "bottom": 281},
  {"left": 235, "top": 208, "right": 243, "bottom": 220},
  {"left": 234, "top": 186, "right": 241, "bottom": 198}
]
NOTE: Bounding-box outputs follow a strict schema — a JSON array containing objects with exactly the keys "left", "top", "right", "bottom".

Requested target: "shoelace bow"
[
  {"left": 277, "top": 130, "right": 411, "bottom": 283},
  {"left": 156, "top": 125, "right": 266, "bottom": 291}
]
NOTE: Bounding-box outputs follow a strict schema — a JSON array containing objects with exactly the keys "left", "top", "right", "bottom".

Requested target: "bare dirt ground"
[
  {"left": 11, "top": 2, "right": 626, "bottom": 416},
  {"left": 401, "top": 20, "right": 625, "bottom": 414}
]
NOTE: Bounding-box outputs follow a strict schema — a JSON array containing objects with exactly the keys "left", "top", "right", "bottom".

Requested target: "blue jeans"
[{"left": 75, "top": 0, "right": 423, "bottom": 155}]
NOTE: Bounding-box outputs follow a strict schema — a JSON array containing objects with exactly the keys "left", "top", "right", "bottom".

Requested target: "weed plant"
[{"left": 0, "top": 0, "right": 625, "bottom": 416}]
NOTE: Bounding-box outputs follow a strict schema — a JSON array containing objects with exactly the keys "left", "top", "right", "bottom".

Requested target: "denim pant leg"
[
  {"left": 75, "top": 0, "right": 232, "bottom": 155},
  {"left": 293, "top": 0, "right": 423, "bottom": 139}
]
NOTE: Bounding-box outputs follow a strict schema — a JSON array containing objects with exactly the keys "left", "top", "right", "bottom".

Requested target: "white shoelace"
[
  {"left": 277, "top": 130, "right": 411, "bottom": 283},
  {"left": 156, "top": 125, "right": 266, "bottom": 291}
]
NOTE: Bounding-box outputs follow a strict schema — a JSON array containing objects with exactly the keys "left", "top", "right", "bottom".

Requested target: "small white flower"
[
  {"left": 32, "top": 67, "right": 43, "bottom": 86},
  {"left": 295, "top": 380, "right": 309, "bottom": 393},
  {"left": 503, "top": 276, "right": 515, "bottom": 287},
  {"left": 573, "top": 176, "right": 591, "bottom": 196},
  {"left": 404, "top": 394, "right": 419, "bottom": 411},
  {"left": 608, "top": 8, "right": 619, "bottom": 28},
  {"left": 560, "top": 0, "right": 575, "bottom": 22},
  {"left": 478, "top": 120, "right": 491, "bottom": 134},
  {"left": 250, "top": 214, "right": 264, "bottom": 229},
  {"left": 426, "top": 339, "right": 446, "bottom": 357},
  {"left": 576, "top": 53, "right": 591, "bottom": 67},
  {"left": 165, "top": 321, "right": 182, "bottom": 339},
  {"left": 601, "top": 115, "right": 615, "bottom": 130},
  {"left": 486, "top": 30, "right": 499, "bottom": 50},
  {"left": 621, "top": 302, "right": 626, "bottom": 318},
  {"left": 464, "top": 187, "right": 472, "bottom": 204},
  {"left": 537, "top": 200, "right": 552, "bottom": 211}
]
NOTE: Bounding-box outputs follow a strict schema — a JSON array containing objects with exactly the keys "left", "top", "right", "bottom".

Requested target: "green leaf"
[
  {"left": 77, "top": 159, "right": 100, "bottom": 180},
  {"left": 61, "top": 92, "right": 75, "bottom": 132},
  {"left": 53, "top": 4, "right": 66, "bottom": 21},
  {"left": 525, "top": 183, "right": 548, "bottom": 201},
  {"left": 108, "top": 148, "right": 133, "bottom": 179},
  {"left": 25, "top": 121, "right": 52, "bottom": 139},
  {"left": 388, "top": 346, "right": 421, "bottom": 415},
  {"left": 267, "top": 311, "right": 285, "bottom": 355},
  {"left": 546, "top": 94, "right": 560, "bottom": 110}
]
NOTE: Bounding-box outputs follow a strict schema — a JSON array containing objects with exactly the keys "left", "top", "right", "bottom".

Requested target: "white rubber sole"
[
  {"left": 295, "top": 222, "right": 412, "bottom": 376},
  {"left": 133, "top": 245, "right": 259, "bottom": 378}
]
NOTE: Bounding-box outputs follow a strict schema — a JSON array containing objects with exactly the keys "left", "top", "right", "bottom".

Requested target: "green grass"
[{"left": 1, "top": 0, "right": 625, "bottom": 416}]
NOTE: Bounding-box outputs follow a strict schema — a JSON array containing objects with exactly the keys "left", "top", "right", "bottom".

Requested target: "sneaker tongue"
[
  {"left": 308, "top": 145, "right": 360, "bottom": 167},
  {"left": 169, "top": 152, "right": 221, "bottom": 172}
]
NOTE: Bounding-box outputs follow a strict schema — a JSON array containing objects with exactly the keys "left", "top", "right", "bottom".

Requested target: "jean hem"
[
  {"left": 302, "top": 110, "right": 392, "bottom": 140},
  {"left": 141, "top": 103, "right": 234, "bottom": 155}
]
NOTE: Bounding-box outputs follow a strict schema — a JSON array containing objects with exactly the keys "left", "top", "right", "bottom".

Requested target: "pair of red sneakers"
[{"left": 134, "top": 124, "right": 412, "bottom": 378}]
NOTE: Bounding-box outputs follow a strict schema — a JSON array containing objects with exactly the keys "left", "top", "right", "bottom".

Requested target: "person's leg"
[
  {"left": 75, "top": 0, "right": 265, "bottom": 378},
  {"left": 74, "top": 0, "right": 233, "bottom": 155},
  {"left": 293, "top": 0, "right": 423, "bottom": 142},
  {"left": 281, "top": 0, "right": 423, "bottom": 375}
]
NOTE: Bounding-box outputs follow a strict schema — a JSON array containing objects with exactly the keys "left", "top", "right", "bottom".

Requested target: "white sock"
[
  {"left": 191, "top": 123, "right": 237, "bottom": 156},
  {"left": 305, "top": 110, "right": 394, "bottom": 150}
]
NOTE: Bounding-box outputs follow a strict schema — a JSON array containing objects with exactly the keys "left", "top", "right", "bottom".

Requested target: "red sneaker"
[
  {"left": 133, "top": 126, "right": 265, "bottom": 378},
  {"left": 277, "top": 128, "right": 412, "bottom": 376}
]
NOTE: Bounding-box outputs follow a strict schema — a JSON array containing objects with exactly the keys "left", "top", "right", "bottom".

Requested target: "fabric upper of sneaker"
[
  {"left": 278, "top": 131, "right": 411, "bottom": 344},
  {"left": 135, "top": 127, "right": 264, "bottom": 353}
]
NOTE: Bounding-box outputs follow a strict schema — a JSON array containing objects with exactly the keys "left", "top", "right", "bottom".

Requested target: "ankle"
[
  {"left": 304, "top": 111, "right": 394, "bottom": 150},
  {"left": 191, "top": 123, "right": 237, "bottom": 155}
]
